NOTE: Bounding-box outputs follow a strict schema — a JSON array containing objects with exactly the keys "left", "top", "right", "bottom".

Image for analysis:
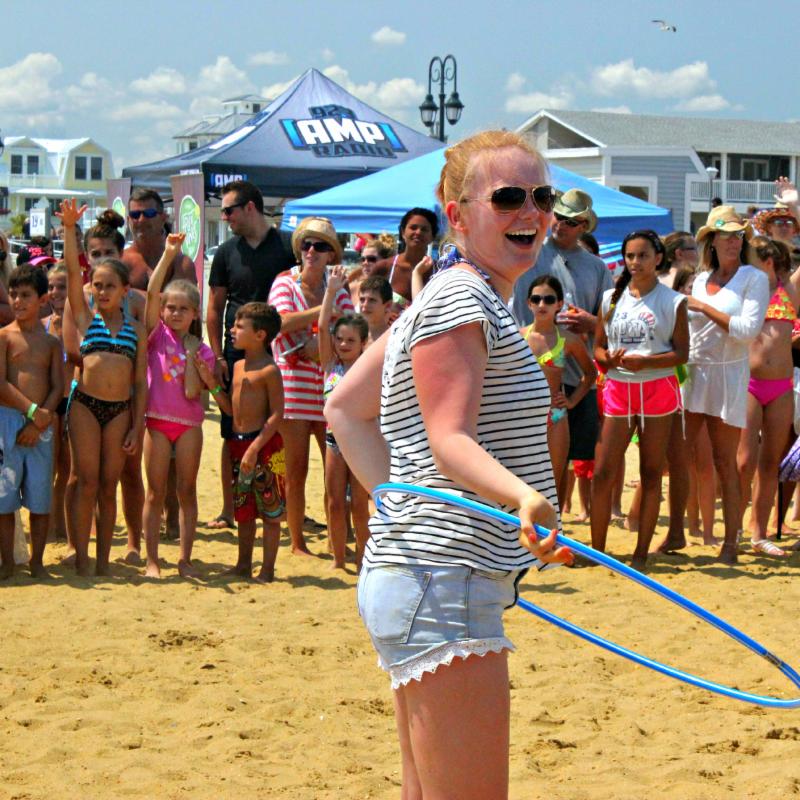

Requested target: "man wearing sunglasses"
[
  {"left": 207, "top": 179, "right": 295, "bottom": 528},
  {"left": 511, "top": 188, "right": 613, "bottom": 472},
  {"left": 123, "top": 188, "right": 197, "bottom": 291}
]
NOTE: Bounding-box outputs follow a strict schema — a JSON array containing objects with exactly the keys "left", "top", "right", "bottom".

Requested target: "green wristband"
[
  {"left": 210, "top": 385, "right": 222, "bottom": 396},
  {"left": 26, "top": 402, "right": 38, "bottom": 421}
]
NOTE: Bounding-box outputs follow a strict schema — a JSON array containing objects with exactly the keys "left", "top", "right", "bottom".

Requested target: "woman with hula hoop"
[{"left": 326, "top": 130, "right": 572, "bottom": 799}]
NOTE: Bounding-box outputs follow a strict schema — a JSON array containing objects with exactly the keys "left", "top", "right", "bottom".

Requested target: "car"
[{"left": 205, "top": 245, "right": 219, "bottom": 260}]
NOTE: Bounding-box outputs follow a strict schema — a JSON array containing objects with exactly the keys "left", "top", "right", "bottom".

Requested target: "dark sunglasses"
[
  {"left": 465, "top": 185, "right": 557, "bottom": 214},
  {"left": 361, "top": 255, "right": 378, "bottom": 263},
  {"left": 301, "top": 240, "right": 334, "bottom": 253},
  {"left": 554, "top": 213, "right": 582, "bottom": 228},
  {"left": 129, "top": 208, "right": 160, "bottom": 220},
  {"left": 220, "top": 202, "right": 246, "bottom": 217},
  {"left": 528, "top": 293, "right": 558, "bottom": 305}
]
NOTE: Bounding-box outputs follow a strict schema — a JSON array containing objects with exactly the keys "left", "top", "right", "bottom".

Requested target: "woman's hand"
[
  {"left": 413, "top": 255, "right": 435, "bottom": 276},
  {"left": 122, "top": 427, "right": 140, "bottom": 455},
  {"left": 327, "top": 264, "right": 347, "bottom": 293},
  {"left": 165, "top": 232, "right": 186, "bottom": 256},
  {"left": 551, "top": 390, "right": 568, "bottom": 409},
  {"left": 183, "top": 334, "right": 200, "bottom": 357},
  {"left": 55, "top": 198, "right": 88, "bottom": 228},
  {"left": 774, "top": 176, "right": 799, "bottom": 208},
  {"left": 686, "top": 297, "right": 706, "bottom": 314},
  {"left": 605, "top": 348, "right": 627, "bottom": 369},
  {"left": 619, "top": 353, "right": 647, "bottom": 372},
  {"left": 517, "top": 490, "right": 573, "bottom": 565}
]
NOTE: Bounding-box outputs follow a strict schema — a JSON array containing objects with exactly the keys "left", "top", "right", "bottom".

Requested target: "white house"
[
  {"left": 0, "top": 136, "right": 114, "bottom": 223},
  {"left": 517, "top": 109, "right": 800, "bottom": 231},
  {"left": 174, "top": 94, "right": 269, "bottom": 154}
]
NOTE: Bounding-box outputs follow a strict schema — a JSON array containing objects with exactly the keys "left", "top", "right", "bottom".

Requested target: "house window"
[
  {"left": 90, "top": 157, "right": 102, "bottom": 180},
  {"left": 10, "top": 155, "right": 22, "bottom": 175},
  {"left": 74, "top": 156, "right": 87, "bottom": 180},
  {"left": 24, "top": 198, "right": 37, "bottom": 212},
  {"left": 188, "top": 141, "right": 198, "bottom": 151},
  {"left": 26, "top": 155, "right": 39, "bottom": 175},
  {"left": 252, "top": 103, "right": 261, "bottom": 113},
  {"left": 0, "top": 187, "right": 8, "bottom": 210},
  {"left": 741, "top": 158, "right": 769, "bottom": 181},
  {"left": 49, "top": 198, "right": 61, "bottom": 215}
]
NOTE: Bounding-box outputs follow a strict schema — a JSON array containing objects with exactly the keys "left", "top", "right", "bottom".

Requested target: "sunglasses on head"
[
  {"left": 129, "top": 208, "right": 160, "bottom": 220},
  {"left": 464, "top": 185, "right": 557, "bottom": 214},
  {"left": 528, "top": 293, "right": 558, "bottom": 305},
  {"left": 220, "top": 202, "right": 246, "bottom": 217},
  {"left": 361, "top": 254, "right": 378, "bottom": 263},
  {"left": 301, "top": 240, "right": 334, "bottom": 253},
  {"left": 554, "top": 213, "right": 583, "bottom": 228}
]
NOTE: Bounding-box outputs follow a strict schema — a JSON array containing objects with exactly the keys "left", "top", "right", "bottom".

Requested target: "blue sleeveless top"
[{"left": 79, "top": 312, "right": 138, "bottom": 362}]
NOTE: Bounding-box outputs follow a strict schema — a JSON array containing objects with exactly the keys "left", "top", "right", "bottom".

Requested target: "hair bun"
[{"left": 98, "top": 209, "right": 125, "bottom": 229}]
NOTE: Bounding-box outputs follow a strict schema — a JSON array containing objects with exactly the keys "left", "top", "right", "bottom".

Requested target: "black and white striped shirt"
[{"left": 365, "top": 268, "right": 558, "bottom": 572}]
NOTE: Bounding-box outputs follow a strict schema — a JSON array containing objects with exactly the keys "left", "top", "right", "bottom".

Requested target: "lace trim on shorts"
[{"left": 380, "top": 637, "right": 515, "bottom": 690}]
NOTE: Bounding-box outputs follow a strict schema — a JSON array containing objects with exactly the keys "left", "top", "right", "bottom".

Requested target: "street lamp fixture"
[
  {"left": 706, "top": 165, "right": 719, "bottom": 211},
  {"left": 419, "top": 55, "right": 463, "bottom": 143}
]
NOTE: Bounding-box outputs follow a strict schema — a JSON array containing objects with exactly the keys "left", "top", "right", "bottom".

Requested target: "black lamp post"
[{"left": 419, "top": 55, "right": 463, "bottom": 143}]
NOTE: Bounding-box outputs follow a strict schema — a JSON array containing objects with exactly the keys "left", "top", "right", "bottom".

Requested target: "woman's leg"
[
  {"left": 736, "top": 393, "right": 763, "bottom": 528},
  {"left": 660, "top": 413, "right": 689, "bottom": 549},
  {"left": 548, "top": 418, "right": 570, "bottom": 511},
  {"left": 67, "top": 402, "right": 102, "bottom": 576},
  {"left": 349, "top": 475, "right": 371, "bottom": 570},
  {"left": 95, "top": 411, "right": 132, "bottom": 575},
  {"left": 142, "top": 428, "right": 173, "bottom": 578},
  {"left": 324, "top": 448, "right": 349, "bottom": 569},
  {"left": 752, "top": 391, "right": 793, "bottom": 544},
  {"left": 51, "top": 415, "right": 71, "bottom": 541},
  {"left": 633, "top": 415, "right": 673, "bottom": 568},
  {"left": 694, "top": 423, "right": 718, "bottom": 544},
  {"left": 401, "top": 652, "right": 510, "bottom": 800},
  {"left": 590, "top": 416, "right": 636, "bottom": 553},
  {"left": 174, "top": 427, "right": 203, "bottom": 576},
  {"left": 281, "top": 418, "right": 313, "bottom": 555},
  {"left": 119, "top": 439, "right": 145, "bottom": 562},
  {"left": 393, "top": 688, "right": 423, "bottom": 800},
  {"left": 705, "top": 414, "right": 745, "bottom": 564}
]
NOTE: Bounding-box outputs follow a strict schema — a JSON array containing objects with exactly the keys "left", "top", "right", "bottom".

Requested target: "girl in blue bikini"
[
  {"left": 58, "top": 199, "right": 148, "bottom": 576},
  {"left": 522, "top": 275, "right": 596, "bottom": 509}
]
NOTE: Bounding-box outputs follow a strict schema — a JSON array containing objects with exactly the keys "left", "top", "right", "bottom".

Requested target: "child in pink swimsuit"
[{"left": 142, "top": 234, "right": 215, "bottom": 578}]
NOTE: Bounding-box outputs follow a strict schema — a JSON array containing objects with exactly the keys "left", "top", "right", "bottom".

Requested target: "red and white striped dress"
[{"left": 269, "top": 267, "right": 354, "bottom": 422}]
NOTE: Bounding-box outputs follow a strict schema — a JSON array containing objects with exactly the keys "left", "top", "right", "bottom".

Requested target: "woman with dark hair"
[
  {"left": 737, "top": 236, "right": 798, "bottom": 556},
  {"left": 383, "top": 207, "right": 438, "bottom": 302},
  {"left": 591, "top": 230, "right": 688, "bottom": 570},
  {"left": 660, "top": 231, "right": 698, "bottom": 288},
  {"left": 681, "top": 207, "right": 769, "bottom": 564}
]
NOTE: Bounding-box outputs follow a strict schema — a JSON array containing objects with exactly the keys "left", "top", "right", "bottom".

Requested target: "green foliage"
[{"left": 9, "top": 213, "right": 26, "bottom": 238}]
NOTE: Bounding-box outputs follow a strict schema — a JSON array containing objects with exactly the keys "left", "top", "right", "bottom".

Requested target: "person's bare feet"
[
  {"left": 702, "top": 533, "right": 721, "bottom": 546},
  {"left": 178, "top": 559, "right": 199, "bottom": 578},
  {"left": 291, "top": 546, "right": 315, "bottom": 557},
  {"left": 207, "top": 514, "right": 234, "bottom": 530},
  {"left": 144, "top": 561, "right": 161, "bottom": 578},
  {"left": 254, "top": 567, "right": 275, "bottom": 584},
  {"left": 124, "top": 549, "right": 143, "bottom": 566},
  {"left": 29, "top": 563, "right": 51, "bottom": 579},
  {"left": 222, "top": 565, "right": 252, "bottom": 579},
  {"left": 75, "top": 561, "right": 92, "bottom": 577},
  {"left": 330, "top": 561, "right": 346, "bottom": 571},
  {"left": 572, "top": 512, "right": 589, "bottom": 523},
  {"left": 653, "top": 531, "right": 686, "bottom": 553},
  {"left": 611, "top": 506, "right": 624, "bottom": 520},
  {"left": 718, "top": 543, "right": 738, "bottom": 565},
  {"left": 630, "top": 555, "right": 648, "bottom": 572},
  {"left": 61, "top": 548, "right": 76, "bottom": 566},
  {"left": 95, "top": 563, "right": 111, "bottom": 577}
]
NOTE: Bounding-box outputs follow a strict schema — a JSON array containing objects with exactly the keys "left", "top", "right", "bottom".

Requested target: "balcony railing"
[{"left": 690, "top": 179, "right": 777, "bottom": 205}]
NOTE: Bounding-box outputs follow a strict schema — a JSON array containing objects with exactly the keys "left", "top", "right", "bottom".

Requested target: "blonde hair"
[
  {"left": 162, "top": 279, "right": 200, "bottom": 310},
  {"left": 436, "top": 130, "right": 548, "bottom": 238}
]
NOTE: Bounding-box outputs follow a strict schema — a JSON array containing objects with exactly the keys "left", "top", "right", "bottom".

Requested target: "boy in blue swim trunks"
[{"left": 0, "top": 265, "right": 64, "bottom": 578}]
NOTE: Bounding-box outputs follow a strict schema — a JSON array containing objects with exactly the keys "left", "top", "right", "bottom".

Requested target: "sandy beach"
[{"left": 1, "top": 414, "right": 799, "bottom": 799}]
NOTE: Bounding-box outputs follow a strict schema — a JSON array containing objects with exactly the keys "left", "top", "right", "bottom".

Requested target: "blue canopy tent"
[
  {"left": 123, "top": 68, "right": 444, "bottom": 199},
  {"left": 281, "top": 148, "right": 673, "bottom": 263}
]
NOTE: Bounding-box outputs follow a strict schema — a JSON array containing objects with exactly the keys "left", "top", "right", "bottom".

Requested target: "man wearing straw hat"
[{"left": 512, "top": 189, "right": 613, "bottom": 476}]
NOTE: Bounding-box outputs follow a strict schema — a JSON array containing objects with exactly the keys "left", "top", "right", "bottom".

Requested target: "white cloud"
[
  {"left": 673, "top": 94, "right": 732, "bottom": 112},
  {"left": 196, "top": 56, "right": 253, "bottom": 97},
  {"left": 107, "top": 100, "right": 184, "bottom": 122},
  {"left": 505, "top": 91, "right": 572, "bottom": 114},
  {"left": 0, "top": 52, "right": 62, "bottom": 110},
  {"left": 261, "top": 76, "right": 299, "bottom": 101},
  {"left": 320, "top": 66, "right": 424, "bottom": 116},
  {"left": 65, "top": 72, "right": 121, "bottom": 109},
  {"left": 371, "top": 26, "right": 406, "bottom": 46},
  {"left": 130, "top": 67, "right": 187, "bottom": 95},
  {"left": 591, "top": 59, "right": 715, "bottom": 99},
  {"left": 248, "top": 51, "right": 289, "bottom": 67},
  {"left": 590, "top": 105, "right": 632, "bottom": 114},
  {"left": 505, "top": 72, "right": 526, "bottom": 93},
  {"left": 321, "top": 48, "right": 335, "bottom": 62}
]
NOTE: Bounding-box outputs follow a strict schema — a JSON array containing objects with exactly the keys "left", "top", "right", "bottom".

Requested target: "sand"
[{"left": 1, "top": 418, "right": 799, "bottom": 799}]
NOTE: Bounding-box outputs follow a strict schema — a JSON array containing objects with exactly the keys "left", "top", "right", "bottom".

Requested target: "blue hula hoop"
[{"left": 373, "top": 483, "right": 800, "bottom": 709}]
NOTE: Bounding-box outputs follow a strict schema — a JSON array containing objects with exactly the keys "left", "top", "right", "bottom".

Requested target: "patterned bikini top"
[
  {"left": 524, "top": 326, "right": 566, "bottom": 369},
  {"left": 765, "top": 281, "right": 797, "bottom": 323},
  {"left": 80, "top": 312, "right": 138, "bottom": 362}
]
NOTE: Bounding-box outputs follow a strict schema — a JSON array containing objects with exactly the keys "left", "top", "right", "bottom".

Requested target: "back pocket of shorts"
[{"left": 362, "top": 567, "right": 430, "bottom": 644}]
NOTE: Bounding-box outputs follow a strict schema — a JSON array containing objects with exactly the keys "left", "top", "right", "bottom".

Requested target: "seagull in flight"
[{"left": 652, "top": 19, "right": 677, "bottom": 32}]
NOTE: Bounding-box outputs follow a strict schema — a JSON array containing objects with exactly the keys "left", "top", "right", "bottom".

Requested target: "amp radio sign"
[{"left": 281, "top": 105, "right": 407, "bottom": 159}]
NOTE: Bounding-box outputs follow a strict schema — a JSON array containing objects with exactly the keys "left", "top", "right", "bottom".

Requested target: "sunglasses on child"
[
  {"left": 463, "top": 185, "right": 557, "bottom": 214},
  {"left": 301, "top": 240, "right": 335, "bottom": 253},
  {"left": 361, "top": 254, "right": 378, "bottom": 263},
  {"left": 528, "top": 293, "right": 558, "bottom": 305},
  {"left": 129, "top": 208, "right": 160, "bottom": 220}
]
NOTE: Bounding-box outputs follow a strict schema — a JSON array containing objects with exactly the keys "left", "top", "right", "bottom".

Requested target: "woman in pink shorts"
[{"left": 591, "top": 230, "right": 689, "bottom": 570}]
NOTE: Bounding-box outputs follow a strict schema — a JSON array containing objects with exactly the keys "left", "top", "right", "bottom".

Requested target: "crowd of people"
[{"left": 2, "top": 132, "right": 800, "bottom": 797}]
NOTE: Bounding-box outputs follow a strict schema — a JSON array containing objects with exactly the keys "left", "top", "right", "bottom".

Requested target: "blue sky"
[{"left": 1, "top": 0, "right": 796, "bottom": 172}]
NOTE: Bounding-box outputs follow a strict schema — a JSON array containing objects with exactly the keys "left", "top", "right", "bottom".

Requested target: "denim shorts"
[
  {"left": 0, "top": 407, "right": 54, "bottom": 514},
  {"left": 357, "top": 563, "right": 523, "bottom": 690}
]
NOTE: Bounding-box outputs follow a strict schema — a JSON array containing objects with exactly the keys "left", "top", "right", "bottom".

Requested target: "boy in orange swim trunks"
[{"left": 196, "top": 302, "right": 285, "bottom": 582}]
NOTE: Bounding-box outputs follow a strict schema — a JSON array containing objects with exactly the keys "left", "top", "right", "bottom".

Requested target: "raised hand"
[
  {"left": 774, "top": 176, "right": 799, "bottom": 208},
  {"left": 55, "top": 198, "right": 89, "bottom": 228},
  {"left": 165, "top": 232, "right": 186, "bottom": 254},
  {"left": 327, "top": 264, "right": 347, "bottom": 293}
]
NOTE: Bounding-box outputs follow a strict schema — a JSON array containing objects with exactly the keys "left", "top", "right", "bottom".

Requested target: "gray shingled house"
[{"left": 517, "top": 109, "right": 800, "bottom": 232}]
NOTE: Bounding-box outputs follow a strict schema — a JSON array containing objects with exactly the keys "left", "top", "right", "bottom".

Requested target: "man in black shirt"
[{"left": 207, "top": 180, "right": 294, "bottom": 527}]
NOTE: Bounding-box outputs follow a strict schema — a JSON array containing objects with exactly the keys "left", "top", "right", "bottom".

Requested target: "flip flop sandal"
[
  {"left": 207, "top": 515, "right": 235, "bottom": 529},
  {"left": 750, "top": 538, "right": 786, "bottom": 557}
]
